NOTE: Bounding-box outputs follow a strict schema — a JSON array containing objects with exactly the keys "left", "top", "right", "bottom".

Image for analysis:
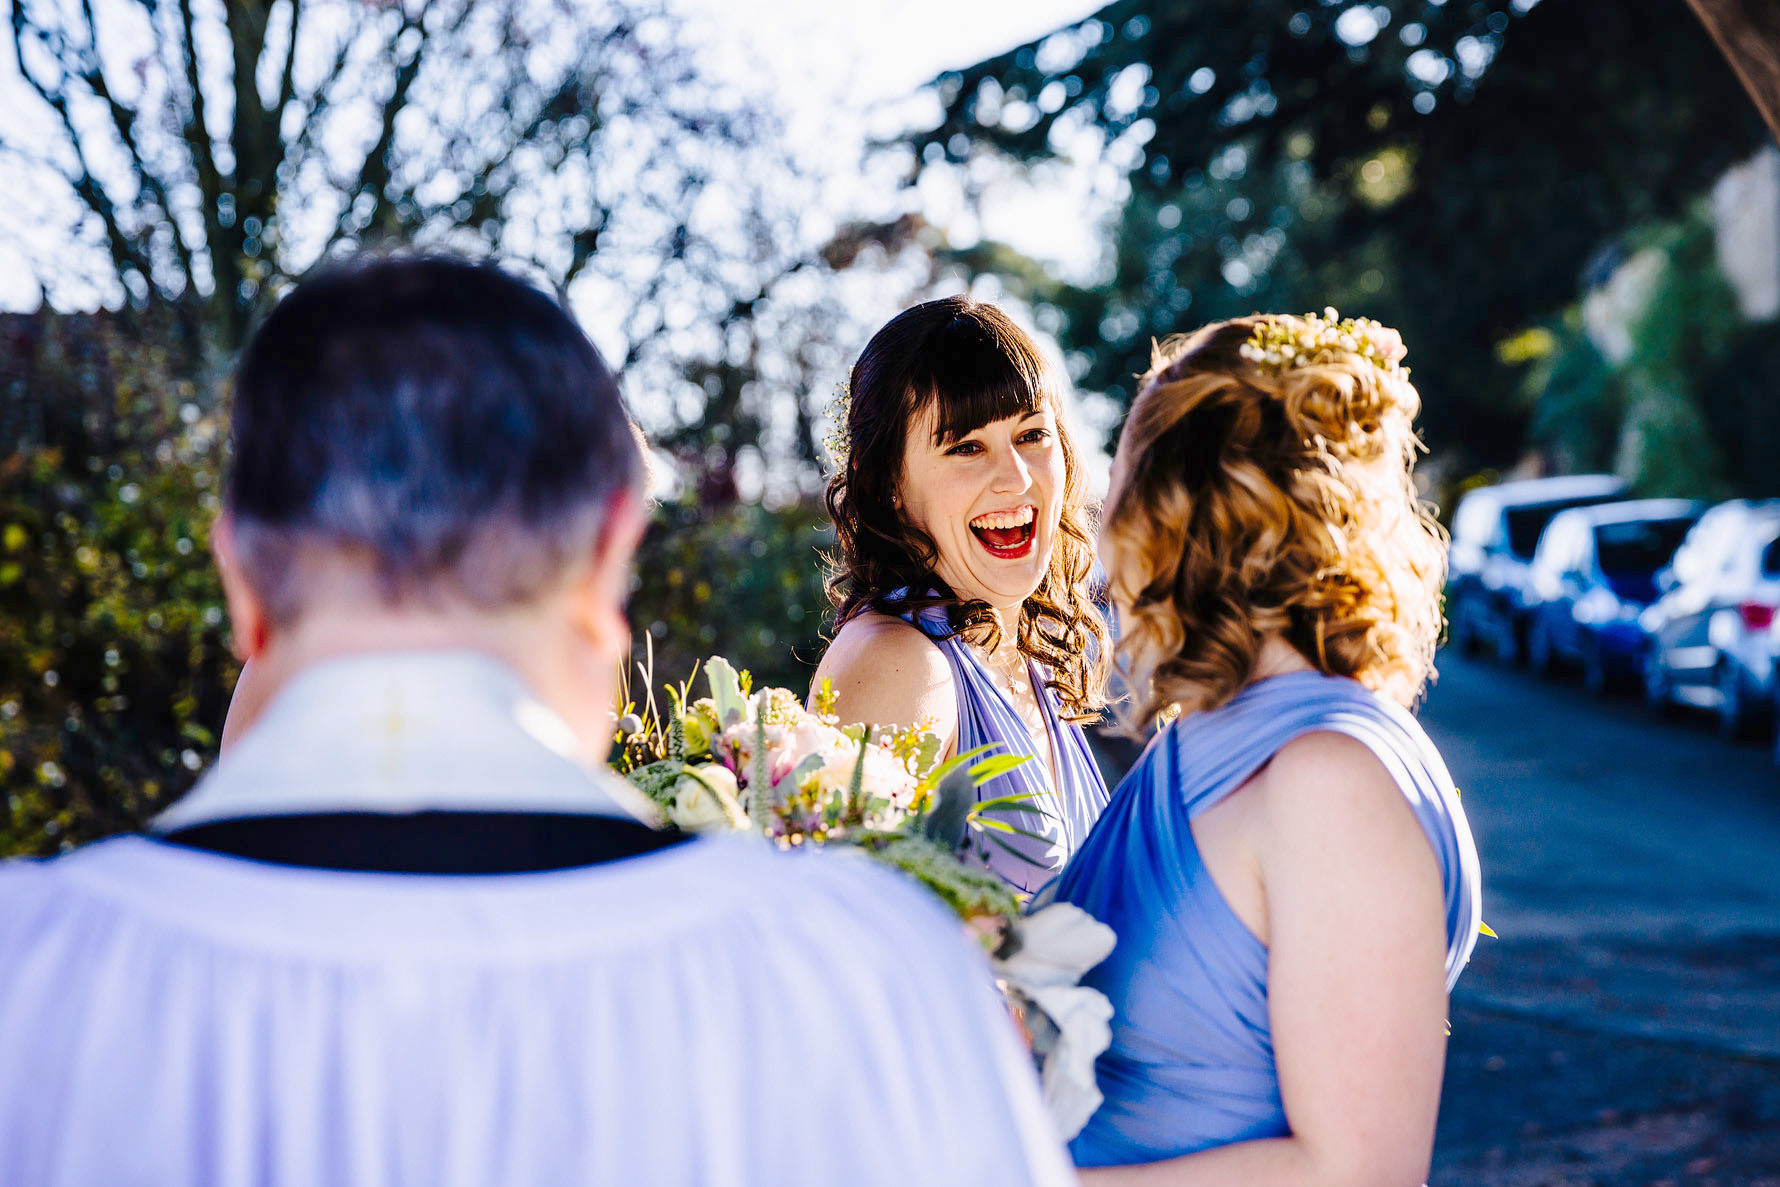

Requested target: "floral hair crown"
[
  {"left": 822, "top": 379, "right": 852, "bottom": 473},
  {"left": 1238, "top": 308, "right": 1408, "bottom": 378}
]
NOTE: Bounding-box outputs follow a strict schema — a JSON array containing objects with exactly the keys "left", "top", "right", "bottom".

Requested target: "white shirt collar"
[{"left": 153, "top": 650, "right": 659, "bottom": 831}]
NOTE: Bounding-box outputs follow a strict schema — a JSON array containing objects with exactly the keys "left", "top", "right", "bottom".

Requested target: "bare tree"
[{"left": 3, "top": 0, "right": 781, "bottom": 370}]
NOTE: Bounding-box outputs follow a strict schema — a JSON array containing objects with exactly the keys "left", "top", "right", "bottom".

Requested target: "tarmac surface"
[{"left": 1423, "top": 651, "right": 1780, "bottom": 1185}]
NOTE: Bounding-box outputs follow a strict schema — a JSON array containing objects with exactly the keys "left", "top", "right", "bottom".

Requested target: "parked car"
[
  {"left": 1638, "top": 499, "right": 1780, "bottom": 738},
  {"left": 1524, "top": 499, "right": 1703, "bottom": 694},
  {"left": 1446, "top": 474, "right": 1628, "bottom": 663},
  {"left": 1770, "top": 615, "right": 1780, "bottom": 766}
]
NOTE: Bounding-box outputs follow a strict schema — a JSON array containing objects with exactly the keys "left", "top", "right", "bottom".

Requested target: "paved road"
[
  {"left": 1422, "top": 651, "right": 1780, "bottom": 1184},
  {"left": 1423, "top": 650, "right": 1780, "bottom": 949}
]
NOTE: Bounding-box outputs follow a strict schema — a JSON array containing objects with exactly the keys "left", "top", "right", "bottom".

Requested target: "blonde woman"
[{"left": 1054, "top": 312, "right": 1482, "bottom": 1184}]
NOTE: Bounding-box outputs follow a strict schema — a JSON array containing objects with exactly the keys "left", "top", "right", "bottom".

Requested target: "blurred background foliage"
[
  {"left": 0, "top": 297, "right": 843, "bottom": 853},
  {"left": 626, "top": 496, "right": 834, "bottom": 701},
  {"left": 4, "top": 0, "right": 1780, "bottom": 854},
  {"left": 0, "top": 309, "right": 233, "bottom": 854},
  {"left": 1507, "top": 202, "right": 1780, "bottom": 499},
  {"left": 897, "top": 0, "right": 1775, "bottom": 491}
]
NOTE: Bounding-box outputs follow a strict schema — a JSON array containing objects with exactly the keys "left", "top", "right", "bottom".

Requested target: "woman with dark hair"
[
  {"left": 814, "top": 296, "right": 1111, "bottom": 892},
  {"left": 1054, "top": 311, "right": 1482, "bottom": 1184}
]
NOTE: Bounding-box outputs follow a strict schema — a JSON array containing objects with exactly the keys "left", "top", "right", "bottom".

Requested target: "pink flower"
[
  {"left": 768, "top": 745, "right": 799, "bottom": 788},
  {"left": 1364, "top": 323, "right": 1407, "bottom": 366}
]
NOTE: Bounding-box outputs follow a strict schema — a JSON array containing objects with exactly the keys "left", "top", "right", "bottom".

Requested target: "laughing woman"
[
  {"left": 814, "top": 297, "right": 1111, "bottom": 892},
  {"left": 1056, "top": 312, "right": 1482, "bottom": 1185}
]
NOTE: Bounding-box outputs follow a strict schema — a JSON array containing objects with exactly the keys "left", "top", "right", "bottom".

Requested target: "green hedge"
[
  {"left": 626, "top": 495, "right": 835, "bottom": 704},
  {"left": 0, "top": 309, "right": 235, "bottom": 855},
  {"left": 0, "top": 308, "right": 844, "bottom": 857}
]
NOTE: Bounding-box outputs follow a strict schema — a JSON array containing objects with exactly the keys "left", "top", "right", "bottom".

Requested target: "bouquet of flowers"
[{"left": 612, "top": 655, "right": 1116, "bottom": 1140}]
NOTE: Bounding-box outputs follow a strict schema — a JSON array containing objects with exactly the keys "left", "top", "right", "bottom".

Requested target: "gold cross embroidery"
[{"left": 380, "top": 687, "right": 406, "bottom": 783}]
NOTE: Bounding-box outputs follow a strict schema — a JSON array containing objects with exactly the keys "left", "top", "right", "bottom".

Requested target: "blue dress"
[
  {"left": 906, "top": 607, "right": 1110, "bottom": 894},
  {"left": 1052, "top": 671, "right": 1482, "bottom": 1166}
]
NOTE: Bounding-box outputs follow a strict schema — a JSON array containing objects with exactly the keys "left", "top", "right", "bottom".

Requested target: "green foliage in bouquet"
[
  {"left": 612, "top": 654, "right": 1047, "bottom": 930},
  {"left": 617, "top": 657, "right": 1121, "bottom": 1141},
  {"left": 863, "top": 834, "right": 1019, "bottom": 924}
]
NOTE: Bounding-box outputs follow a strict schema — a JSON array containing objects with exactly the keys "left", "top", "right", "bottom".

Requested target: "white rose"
[
  {"left": 1022, "top": 982, "right": 1115, "bottom": 1141},
  {"left": 813, "top": 741, "right": 916, "bottom": 805},
  {"left": 995, "top": 902, "right": 1118, "bottom": 988},
  {"left": 993, "top": 903, "right": 1120, "bottom": 1141},
  {"left": 669, "top": 764, "right": 747, "bottom": 832},
  {"left": 786, "top": 716, "right": 852, "bottom": 763}
]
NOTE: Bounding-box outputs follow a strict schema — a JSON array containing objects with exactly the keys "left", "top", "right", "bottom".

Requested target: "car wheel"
[
  {"left": 1641, "top": 646, "right": 1676, "bottom": 716},
  {"left": 1716, "top": 662, "right": 1763, "bottom": 742},
  {"left": 1527, "top": 617, "right": 1556, "bottom": 676},
  {"left": 1582, "top": 637, "right": 1610, "bottom": 697},
  {"left": 1492, "top": 612, "right": 1522, "bottom": 667}
]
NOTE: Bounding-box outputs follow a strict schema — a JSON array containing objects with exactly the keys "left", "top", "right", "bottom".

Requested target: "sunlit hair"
[
  {"left": 1103, "top": 313, "right": 1446, "bottom": 730},
  {"left": 824, "top": 296, "right": 1110, "bottom": 721}
]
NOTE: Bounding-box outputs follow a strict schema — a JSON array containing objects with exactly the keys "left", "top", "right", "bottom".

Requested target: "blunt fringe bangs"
[
  {"left": 824, "top": 296, "right": 1110, "bottom": 721},
  {"left": 912, "top": 319, "right": 1049, "bottom": 448}
]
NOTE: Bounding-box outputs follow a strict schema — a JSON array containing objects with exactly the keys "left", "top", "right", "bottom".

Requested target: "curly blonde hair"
[{"left": 1102, "top": 313, "right": 1446, "bottom": 730}]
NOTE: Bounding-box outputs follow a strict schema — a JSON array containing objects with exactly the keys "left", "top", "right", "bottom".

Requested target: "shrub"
[
  {"left": 627, "top": 496, "right": 835, "bottom": 703},
  {"left": 0, "top": 309, "right": 235, "bottom": 855},
  {"left": 0, "top": 308, "right": 845, "bottom": 857}
]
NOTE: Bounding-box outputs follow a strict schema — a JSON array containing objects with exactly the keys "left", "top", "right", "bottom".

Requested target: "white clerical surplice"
[{"left": 0, "top": 652, "right": 1072, "bottom": 1186}]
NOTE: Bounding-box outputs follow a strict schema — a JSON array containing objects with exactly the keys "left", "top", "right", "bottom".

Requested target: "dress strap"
[
  {"left": 1167, "top": 671, "right": 1482, "bottom": 985},
  {"left": 1171, "top": 673, "right": 1422, "bottom": 817},
  {"left": 880, "top": 589, "right": 1108, "bottom": 892},
  {"left": 889, "top": 592, "right": 954, "bottom": 640}
]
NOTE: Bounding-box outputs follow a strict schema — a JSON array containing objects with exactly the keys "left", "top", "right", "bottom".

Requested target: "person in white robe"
[{"left": 0, "top": 254, "right": 1074, "bottom": 1187}]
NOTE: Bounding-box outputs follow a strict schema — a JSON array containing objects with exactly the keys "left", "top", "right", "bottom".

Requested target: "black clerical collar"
[{"left": 156, "top": 811, "right": 690, "bottom": 875}]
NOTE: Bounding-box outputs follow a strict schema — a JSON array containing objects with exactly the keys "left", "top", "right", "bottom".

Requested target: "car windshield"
[
  {"left": 1504, "top": 497, "right": 1615, "bottom": 559},
  {"left": 1594, "top": 518, "right": 1697, "bottom": 575}
]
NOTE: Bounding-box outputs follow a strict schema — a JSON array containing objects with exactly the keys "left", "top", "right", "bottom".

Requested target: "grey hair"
[{"left": 225, "top": 253, "right": 644, "bottom": 625}]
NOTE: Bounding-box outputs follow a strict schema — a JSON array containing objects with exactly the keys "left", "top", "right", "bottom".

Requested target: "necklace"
[{"left": 980, "top": 639, "right": 1031, "bottom": 698}]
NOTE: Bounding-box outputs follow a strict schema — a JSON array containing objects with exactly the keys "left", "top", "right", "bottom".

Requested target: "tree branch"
[
  {"left": 274, "top": 0, "right": 303, "bottom": 135},
  {"left": 6, "top": 7, "right": 155, "bottom": 294},
  {"left": 1685, "top": 0, "right": 1780, "bottom": 147},
  {"left": 173, "top": 0, "right": 226, "bottom": 291},
  {"left": 562, "top": 208, "right": 611, "bottom": 288},
  {"left": 329, "top": 3, "right": 457, "bottom": 246},
  {"left": 75, "top": 0, "right": 201, "bottom": 305}
]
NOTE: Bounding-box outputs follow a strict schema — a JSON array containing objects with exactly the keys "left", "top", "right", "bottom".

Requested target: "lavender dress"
[
  {"left": 1051, "top": 671, "right": 1483, "bottom": 1165},
  {"left": 905, "top": 606, "right": 1110, "bottom": 893}
]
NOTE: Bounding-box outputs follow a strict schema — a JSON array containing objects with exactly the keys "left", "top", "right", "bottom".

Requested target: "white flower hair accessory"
[
  {"left": 1239, "top": 307, "right": 1409, "bottom": 379},
  {"left": 822, "top": 379, "right": 852, "bottom": 474}
]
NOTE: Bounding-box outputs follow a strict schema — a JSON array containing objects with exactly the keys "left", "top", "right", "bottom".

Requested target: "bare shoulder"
[
  {"left": 816, "top": 611, "right": 948, "bottom": 684},
  {"left": 1254, "top": 730, "right": 1430, "bottom": 856},
  {"left": 1250, "top": 727, "right": 1447, "bottom": 979},
  {"left": 813, "top": 612, "right": 957, "bottom": 743}
]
